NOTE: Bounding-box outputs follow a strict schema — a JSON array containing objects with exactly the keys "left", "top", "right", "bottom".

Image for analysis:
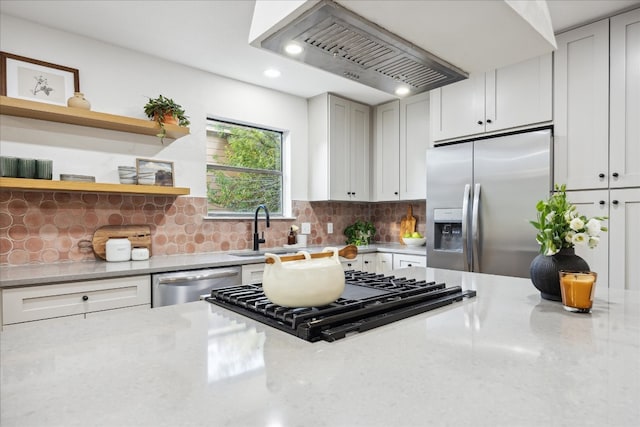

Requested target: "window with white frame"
[{"left": 206, "top": 118, "right": 284, "bottom": 216}]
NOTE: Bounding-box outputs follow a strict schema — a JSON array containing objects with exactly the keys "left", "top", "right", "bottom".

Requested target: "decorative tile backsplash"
[{"left": 0, "top": 191, "right": 425, "bottom": 266}]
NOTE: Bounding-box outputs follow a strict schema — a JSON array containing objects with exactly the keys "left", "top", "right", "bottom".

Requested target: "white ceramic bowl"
[{"left": 403, "top": 237, "right": 426, "bottom": 246}]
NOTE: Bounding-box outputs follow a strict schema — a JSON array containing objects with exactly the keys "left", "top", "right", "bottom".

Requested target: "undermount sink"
[{"left": 229, "top": 249, "right": 292, "bottom": 257}]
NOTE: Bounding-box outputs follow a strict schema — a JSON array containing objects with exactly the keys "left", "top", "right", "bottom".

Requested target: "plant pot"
[
  {"left": 155, "top": 113, "right": 178, "bottom": 125},
  {"left": 530, "top": 247, "right": 590, "bottom": 301}
]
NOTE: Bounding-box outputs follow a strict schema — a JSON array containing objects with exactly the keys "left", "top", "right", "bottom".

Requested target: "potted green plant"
[
  {"left": 529, "top": 184, "right": 607, "bottom": 301},
  {"left": 143, "top": 95, "right": 190, "bottom": 142},
  {"left": 344, "top": 220, "right": 375, "bottom": 246}
]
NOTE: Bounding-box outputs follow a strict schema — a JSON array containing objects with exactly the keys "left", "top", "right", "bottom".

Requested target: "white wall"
[{"left": 0, "top": 14, "right": 309, "bottom": 200}]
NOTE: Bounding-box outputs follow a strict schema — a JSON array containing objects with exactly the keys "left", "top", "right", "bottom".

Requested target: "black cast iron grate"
[{"left": 205, "top": 270, "right": 476, "bottom": 342}]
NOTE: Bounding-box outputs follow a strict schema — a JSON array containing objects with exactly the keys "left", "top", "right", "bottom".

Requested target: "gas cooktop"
[{"left": 205, "top": 271, "right": 476, "bottom": 342}]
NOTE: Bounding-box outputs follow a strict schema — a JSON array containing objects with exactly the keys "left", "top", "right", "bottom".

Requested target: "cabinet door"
[
  {"left": 374, "top": 100, "right": 400, "bottom": 201},
  {"left": 610, "top": 8, "right": 640, "bottom": 188},
  {"left": 242, "top": 263, "right": 265, "bottom": 284},
  {"left": 554, "top": 19, "right": 610, "bottom": 190},
  {"left": 361, "top": 253, "right": 378, "bottom": 273},
  {"left": 2, "top": 275, "right": 151, "bottom": 325},
  {"left": 609, "top": 188, "right": 640, "bottom": 290},
  {"left": 376, "top": 253, "right": 393, "bottom": 274},
  {"left": 566, "top": 190, "right": 610, "bottom": 288},
  {"left": 341, "top": 255, "right": 363, "bottom": 271},
  {"left": 349, "top": 101, "right": 370, "bottom": 201},
  {"left": 400, "top": 92, "right": 429, "bottom": 200},
  {"left": 430, "top": 73, "right": 485, "bottom": 142},
  {"left": 329, "top": 95, "right": 351, "bottom": 201},
  {"left": 485, "top": 53, "right": 552, "bottom": 133},
  {"left": 392, "top": 254, "right": 427, "bottom": 269}
]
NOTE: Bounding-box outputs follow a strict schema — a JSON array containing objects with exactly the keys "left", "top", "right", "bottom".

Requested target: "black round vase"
[{"left": 530, "top": 247, "right": 590, "bottom": 301}]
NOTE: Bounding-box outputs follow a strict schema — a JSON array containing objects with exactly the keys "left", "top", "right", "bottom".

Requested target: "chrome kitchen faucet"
[{"left": 253, "top": 204, "right": 270, "bottom": 251}]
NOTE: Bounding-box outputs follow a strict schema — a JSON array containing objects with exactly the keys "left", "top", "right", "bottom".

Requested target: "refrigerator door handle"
[
  {"left": 461, "top": 184, "right": 471, "bottom": 271},
  {"left": 472, "top": 183, "right": 481, "bottom": 272}
]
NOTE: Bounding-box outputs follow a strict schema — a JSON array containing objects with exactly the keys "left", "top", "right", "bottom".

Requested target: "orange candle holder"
[{"left": 559, "top": 271, "right": 597, "bottom": 313}]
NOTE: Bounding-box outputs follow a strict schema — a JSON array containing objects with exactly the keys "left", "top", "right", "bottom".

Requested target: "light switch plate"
[
  {"left": 327, "top": 223, "right": 333, "bottom": 234},
  {"left": 301, "top": 222, "right": 311, "bottom": 234}
]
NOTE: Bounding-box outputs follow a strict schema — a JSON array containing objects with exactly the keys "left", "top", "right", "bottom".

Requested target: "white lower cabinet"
[
  {"left": 566, "top": 190, "right": 610, "bottom": 288},
  {"left": 361, "top": 253, "right": 377, "bottom": 273},
  {"left": 242, "top": 263, "right": 265, "bottom": 284},
  {"left": 392, "top": 253, "right": 427, "bottom": 270},
  {"left": 2, "top": 275, "right": 151, "bottom": 326},
  {"left": 341, "top": 255, "right": 363, "bottom": 271},
  {"left": 346, "top": 253, "right": 394, "bottom": 273},
  {"left": 376, "top": 253, "right": 393, "bottom": 274},
  {"left": 609, "top": 188, "right": 640, "bottom": 290},
  {"left": 567, "top": 188, "right": 640, "bottom": 291}
]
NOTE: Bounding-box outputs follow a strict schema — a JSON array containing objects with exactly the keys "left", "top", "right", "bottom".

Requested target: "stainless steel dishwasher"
[{"left": 151, "top": 267, "right": 241, "bottom": 307}]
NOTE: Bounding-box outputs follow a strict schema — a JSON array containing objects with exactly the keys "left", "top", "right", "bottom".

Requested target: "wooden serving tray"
[{"left": 92, "top": 225, "right": 152, "bottom": 260}]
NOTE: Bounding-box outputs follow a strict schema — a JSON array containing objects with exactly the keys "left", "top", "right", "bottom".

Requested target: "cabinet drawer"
[
  {"left": 393, "top": 254, "right": 427, "bottom": 269},
  {"left": 242, "top": 264, "right": 265, "bottom": 284},
  {"left": 2, "top": 275, "right": 151, "bottom": 325}
]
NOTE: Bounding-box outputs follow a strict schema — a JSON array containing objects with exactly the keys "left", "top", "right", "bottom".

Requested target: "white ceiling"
[{"left": 1, "top": 0, "right": 639, "bottom": 106}]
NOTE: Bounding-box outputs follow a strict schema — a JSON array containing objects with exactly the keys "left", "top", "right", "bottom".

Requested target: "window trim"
[{"left": 205, "top": 117, "right": 291, "bottom": 218}]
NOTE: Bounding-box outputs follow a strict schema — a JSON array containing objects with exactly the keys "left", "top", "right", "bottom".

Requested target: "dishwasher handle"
[{"left": 157, "top": 268, "right": 240, "bottom": 285}]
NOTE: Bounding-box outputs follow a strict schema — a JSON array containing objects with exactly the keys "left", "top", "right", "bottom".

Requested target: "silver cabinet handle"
[
  {"left": 462, "top": 184, "right": 471, "bottom": 272},
  {"left": 158, "top": 269, "right": 240, "bottom": 285},
  {"left": 472, "top": 183, "right": 481, "bottom": 272}
]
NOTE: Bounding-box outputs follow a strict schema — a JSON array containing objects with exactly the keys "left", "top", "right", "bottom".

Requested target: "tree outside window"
[{"left": 206, "top": 119, "right": 283, "bottom": 215}]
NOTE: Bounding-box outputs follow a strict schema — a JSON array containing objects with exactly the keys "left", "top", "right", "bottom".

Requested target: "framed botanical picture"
[
  {"left": 0, "top": 51, "right": 80, "bottom": 106},
  {"left": 136, "top": 158, "right": 174, "bottom": 187}
]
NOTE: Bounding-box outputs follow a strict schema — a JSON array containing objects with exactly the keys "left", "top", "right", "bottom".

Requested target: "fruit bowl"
[{"left": 403, "top": 237, "right": 426, "bottom": 246}]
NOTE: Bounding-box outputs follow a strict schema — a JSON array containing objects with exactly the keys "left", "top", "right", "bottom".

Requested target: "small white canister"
[
  {"left": 131, "top": 247, "right": 150, "bottom": 261},
  {"left": 106, "top": 238, "right": 131, "bottom": 262}
]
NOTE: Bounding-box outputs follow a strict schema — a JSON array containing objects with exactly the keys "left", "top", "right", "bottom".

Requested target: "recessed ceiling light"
[
  {"left": 264, "top": 68, "right": 281, "bottom": 78},
  {"left": 395, "top": 86, "right": 410, "bottom": 96},
  {"left": 284, "top": 43, "right": 303, "bottom": 55}
]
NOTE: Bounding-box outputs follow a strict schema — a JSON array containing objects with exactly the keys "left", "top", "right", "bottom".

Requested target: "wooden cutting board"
[
  {"left": 399, "top": 205, "right": 416, "bottom": 243},
  {"left": 92, "top": 225, "right": 152, "bottom": 260}
]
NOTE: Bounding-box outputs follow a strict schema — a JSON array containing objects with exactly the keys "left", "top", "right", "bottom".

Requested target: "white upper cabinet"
[
  {"left": 374, "top": 100, "right": 400, "bottom": 201},
  {"left": 554, "top": 19, "right": 610, "bottom": 190},
  {"left": 399, "top": 93, "right": 430, "bottom": 200},
  {"left": 430, "top": 73, "right": 484, "bottom": 141},
  {"left": 610, "top": 8, "right": 640, "bottom": 189},
  {"left": 555, "top": 8, "right": 640, "bottom": 191},
  {"left": 308, "top": 93, "right": 370, "bottom": 201},
  {"left": 430, "top": 54, "right": 552, "bottom": 143},
  {"left": 374, "top": 92, "right": 429, "bottom": 201},
  {"left": 349, "top": 101, "right": 371, "bottom": 201}
]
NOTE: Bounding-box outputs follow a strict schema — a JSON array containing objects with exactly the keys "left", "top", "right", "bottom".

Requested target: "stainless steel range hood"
[{"left": 254, "top": 0, "right": 468, "bottom": 96}]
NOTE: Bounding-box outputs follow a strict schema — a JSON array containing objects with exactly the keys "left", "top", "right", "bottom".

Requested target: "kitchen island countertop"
[
  {"left": 1, "top": 267, "right": 638, "bottom": 426},
  {"left": 0, "top": 243, "right": 424, "bottom": 288}
]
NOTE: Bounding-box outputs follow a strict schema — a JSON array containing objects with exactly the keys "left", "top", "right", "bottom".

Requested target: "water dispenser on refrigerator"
[{"left": 433, "top": 208, "right": 463, "bottom": 252}]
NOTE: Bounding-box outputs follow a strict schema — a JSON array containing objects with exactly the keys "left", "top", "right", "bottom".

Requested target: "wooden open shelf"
[
  {"left": 0, "top": 96, "right": 190, "bottom": 140},
  {"left": 0, "top": 177, "right": 190, "bottom": 196}
]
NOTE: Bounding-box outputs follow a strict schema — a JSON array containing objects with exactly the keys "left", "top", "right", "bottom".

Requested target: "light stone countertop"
[
  {"left": 0, "top": 244, "right": 425, "bottom": 288},
  {"left": 1, "top": 267, "right": 638, "bottom": 427}
]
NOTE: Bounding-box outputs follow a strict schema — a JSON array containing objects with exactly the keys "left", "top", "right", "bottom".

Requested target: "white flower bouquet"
[{"left": 530, "top": 184, "right": 608, "bottom": 256}]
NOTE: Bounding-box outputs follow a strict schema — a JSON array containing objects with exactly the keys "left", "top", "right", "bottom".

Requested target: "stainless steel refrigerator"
[{"left": 426, "top": 129, "right": 552, "bottom": 278}]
